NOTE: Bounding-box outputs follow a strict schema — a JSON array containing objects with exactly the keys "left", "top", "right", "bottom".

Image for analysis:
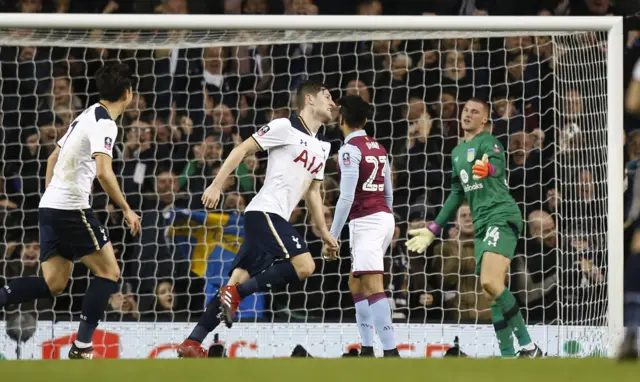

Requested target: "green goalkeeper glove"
[{"left": 407, "top": 222, "right": 440, "bottom": 252}]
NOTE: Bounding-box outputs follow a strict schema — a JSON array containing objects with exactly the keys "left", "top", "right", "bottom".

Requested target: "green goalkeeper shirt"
[{"left": 434, "top": 131, "right": 523, "bottom": 233}]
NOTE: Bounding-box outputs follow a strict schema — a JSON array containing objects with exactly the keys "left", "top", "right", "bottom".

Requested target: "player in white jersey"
[
  {"left": 178, "top": 81, "right": 339, "bottom": 358},
  {"left": 0, "top": 63, "right": 141, "bottom": 360}
]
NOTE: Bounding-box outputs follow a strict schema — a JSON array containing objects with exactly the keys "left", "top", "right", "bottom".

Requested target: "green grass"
[{"left": 0, "top": 358, "right": 639, "bottom": 382}]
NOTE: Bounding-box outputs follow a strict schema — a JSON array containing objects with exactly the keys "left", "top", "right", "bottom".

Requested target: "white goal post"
[{"left": 0, "top": 13, "right": 624, "bottom": 358}]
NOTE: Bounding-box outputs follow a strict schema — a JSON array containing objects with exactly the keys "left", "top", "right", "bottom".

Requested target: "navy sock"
[
  {"left": 236, "top": 262, "right": 299, "bottom": 299},
  {"left": 77, "top": 277, "right": 118, "bottom": 344},
  {"left": 188, "top": 296, "right": 221, "bottom": 343},
  {"left": 0, "top": 277, "right": 52, "bottom": 307}
]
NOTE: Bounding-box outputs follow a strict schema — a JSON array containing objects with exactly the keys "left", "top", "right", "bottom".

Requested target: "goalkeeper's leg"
[
  {"left": 178, "top": 268, "right": 251, "bottom": 358},
  {"left": 480, "top": 252, "right": 541, "bottom": 357},
  {"left": 348, "top": 274, "right": 374, "bottom": 356}
]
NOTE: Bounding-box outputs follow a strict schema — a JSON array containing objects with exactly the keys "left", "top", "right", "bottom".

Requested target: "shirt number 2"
[{"left": 362, "top": 155, "right": 387, "bottom": 192}]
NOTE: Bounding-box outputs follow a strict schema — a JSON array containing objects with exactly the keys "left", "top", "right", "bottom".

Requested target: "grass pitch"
[{"left": 0, "top": 358, "right": 639, "bottom": 382}]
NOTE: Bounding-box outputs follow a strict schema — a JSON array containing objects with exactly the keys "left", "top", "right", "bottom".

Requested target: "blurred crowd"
[{"left": 1, "top": 0, "right": 640, "bottom": 326}]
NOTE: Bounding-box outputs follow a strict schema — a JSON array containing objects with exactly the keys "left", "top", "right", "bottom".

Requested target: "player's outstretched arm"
[
  {"left": 201, "top": 137, "right": 260, "bottom": 208},
  {"left": 95, "top": 154, "right": 141, "bottom": 236},
  {"left": 407, "top": 178, "right": 464, "bottom": 253},
  {"left": 306, "top": 180, "right": 339, "bottom": 256},
  {"left": 45, "top": 146, "right": 61, "bottom": 188}
]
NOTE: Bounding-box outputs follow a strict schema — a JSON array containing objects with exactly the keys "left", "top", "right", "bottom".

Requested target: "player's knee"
[
  {"left": 480, "top": 278, "right": 501, "bottom": 298},
  {"left": 292, "top": 255, "right": 315, "bottom": 279},
  {"left": 44, "top": 275, "right": 68, "bottom": 296},
  {"left": 93, "top": 263, "right": 121, "bottom": 282}
]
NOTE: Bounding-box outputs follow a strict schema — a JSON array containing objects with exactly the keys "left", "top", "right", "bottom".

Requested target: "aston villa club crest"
[
  {"left": 343, "top": 152, "right": 351, "bottom": 166},
  {"left": 104, "top": 137, "right": 112, "bottom": 150},
  {"left": 467, "top": 148, "right": 475, "bottom": 162},
  {"left": 257, "top": 125, "right": 270, "bottom": 136}
]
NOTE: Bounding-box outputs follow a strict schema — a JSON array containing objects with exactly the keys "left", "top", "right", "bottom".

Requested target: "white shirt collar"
[{"left": 344, "top": 129, "right": 366, "bottom": 144}]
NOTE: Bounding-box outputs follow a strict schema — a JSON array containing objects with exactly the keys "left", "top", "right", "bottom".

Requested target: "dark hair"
[
  {"left": 295, "top": 80, "right": 328, "bottom": 111},
  {"left": 95, "top": 63, "right": 131, "bottom": 103},
  {"left": 466, "top": 97, "right": 490, "bottom": 116},
  {"left": 337, "top": 95, "right": 371, "bottom": 128}
]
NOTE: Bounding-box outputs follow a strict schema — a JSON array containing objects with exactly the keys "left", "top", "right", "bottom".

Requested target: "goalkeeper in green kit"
[{"left": 407, "top": 98, "right": 542, "bottom": 358}]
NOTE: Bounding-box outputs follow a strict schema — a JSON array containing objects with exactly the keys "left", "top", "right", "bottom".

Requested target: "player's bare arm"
[
  {"left": 305, "top": 180, "right": 339, "bottom": 256},
  {"left": 201, "top": 137, "right": 261, "bottom": 208},
  {"left": 45, "top": 146, "right": 61, "bottom": 188},
  {"left": 95, "top": 154, "right": 140, "bottom": 236}
]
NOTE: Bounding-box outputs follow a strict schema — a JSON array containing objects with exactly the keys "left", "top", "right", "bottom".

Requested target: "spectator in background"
[
  {"left": 44, "top": 75, "right": 83, "bottom": 120},
  {"left": 1, "top": 231, "right": 52, "bottom": 316},
  {"left": 180, "top": 134, "right": 224, "bottom": 209},
  {"left": 440, "top": 50, "right": 474, "bottom": 102},
  {"left": 491, "top": 93, "right": 524, "bottom": 149},
  {"left": 508, "top": 130, "right": 546, "bottom": 214},
  {"left": 408, "top": 43, "right": 441, "bottom": 103},
  {"left": 344, "top": 79, "right": 372, "bottom": 104},
  {"left": 222, "top": 192, "right": 247, "bottom": 214},
  {"left": 386, "top": 221, "right": 410, "bottom": 320},
  {"left": 108, "top": 282, "right": 140, "bottom": 320},
  {"left": 514, "top": 209, "right": 559, "bottom": 323},
  {"left": 405, "top": 204, "right": 442, "bottom": 321},
  {"left": 432, "top": 204, "right": 492, "bottom": 322},
  {"left": 151, "top": 280, "right": 177, "bottom": 319},
  {"left": 18, "top": 0, "right": 42, "bottom": 13}
]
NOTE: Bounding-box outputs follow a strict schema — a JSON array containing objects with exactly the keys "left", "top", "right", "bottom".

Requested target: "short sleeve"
[
  {"left": 90, "top": 119, "right": 118, "bottom": 158},
  {"left": 251, "top": 118, "right": 291, "bottom": 151},
  {"left": 337, "top": 143, "right": 362, "bottom": 176}
]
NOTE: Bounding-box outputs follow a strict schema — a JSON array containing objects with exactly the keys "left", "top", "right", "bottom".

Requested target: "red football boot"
[
  {"left": 177, "top": 339, "right": 207, "bottom": 358},
  {"left": 219, "top": 284, "right": 241, "bottom": 328}
]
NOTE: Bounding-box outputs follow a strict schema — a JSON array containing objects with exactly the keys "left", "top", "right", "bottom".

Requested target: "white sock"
[
  {"left": 74, "top": 340, "right": 93, "bottom": 349},
  {"left": 353, "top": 294, "right": 374, "bottom": 347}
]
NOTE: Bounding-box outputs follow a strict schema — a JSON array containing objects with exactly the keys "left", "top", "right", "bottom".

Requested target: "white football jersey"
[
  {"left": 39, "top": 103, "right": 117, "bottom": 210},
  {"left": 246, "top": 117, "right": 330, "bottom": 221}
]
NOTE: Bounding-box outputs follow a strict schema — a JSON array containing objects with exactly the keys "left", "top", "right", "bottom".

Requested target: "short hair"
[
  {"left": 466, "top": 97, "right": 490, "bottom": 116},
  {"left": 337, "top": 95, "right": 371, "bottom": 128},
  {"left": 295, "top": 80, "right": 328, "bottom": 111},
  {"left": 95, "top": 63, "right": 132, "bottom": 103}
]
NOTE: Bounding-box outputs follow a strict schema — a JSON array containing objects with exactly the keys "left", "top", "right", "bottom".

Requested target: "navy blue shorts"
[
  {"left": 39, "top": 208, "right": 110, "bottom": 262},
  {"left": 229, "top": 211, "right": 308, "bottom": 277}
]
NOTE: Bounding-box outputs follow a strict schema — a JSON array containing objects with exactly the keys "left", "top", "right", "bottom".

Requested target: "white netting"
[{"left": 0, "top": 24, "right": 613, "bottom": 358}]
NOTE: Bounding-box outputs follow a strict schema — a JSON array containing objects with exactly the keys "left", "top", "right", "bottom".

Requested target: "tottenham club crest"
[
  {"left": 257, "top": 125, "right": 270, "bottom": 136},
  {"left": 342, "top": 152, "right": 351, "bottom": 166},
  {"left": 467, "top": 148, "right": 475, "bottom": 162},
  {"left": 104, "top": 137, "right": 112, "bottom": 150}
]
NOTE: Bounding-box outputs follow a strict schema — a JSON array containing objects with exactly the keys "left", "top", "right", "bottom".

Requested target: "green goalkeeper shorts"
[{"left": 473, "top": 221, "right": 521, "bottom": 275}]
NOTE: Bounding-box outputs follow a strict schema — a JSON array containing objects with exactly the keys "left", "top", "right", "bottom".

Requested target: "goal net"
[{"left": 0, "top": 14, "right": 623, "bottom": 359}]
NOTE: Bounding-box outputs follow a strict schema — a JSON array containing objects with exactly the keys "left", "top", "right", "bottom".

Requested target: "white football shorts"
[{"left": 348, "top": 211, "right": 395, "bottom": 276}]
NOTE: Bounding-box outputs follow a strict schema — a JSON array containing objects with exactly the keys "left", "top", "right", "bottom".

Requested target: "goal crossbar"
[{"left": 0, "top": 13, "right": 622, "bottom": 32}]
